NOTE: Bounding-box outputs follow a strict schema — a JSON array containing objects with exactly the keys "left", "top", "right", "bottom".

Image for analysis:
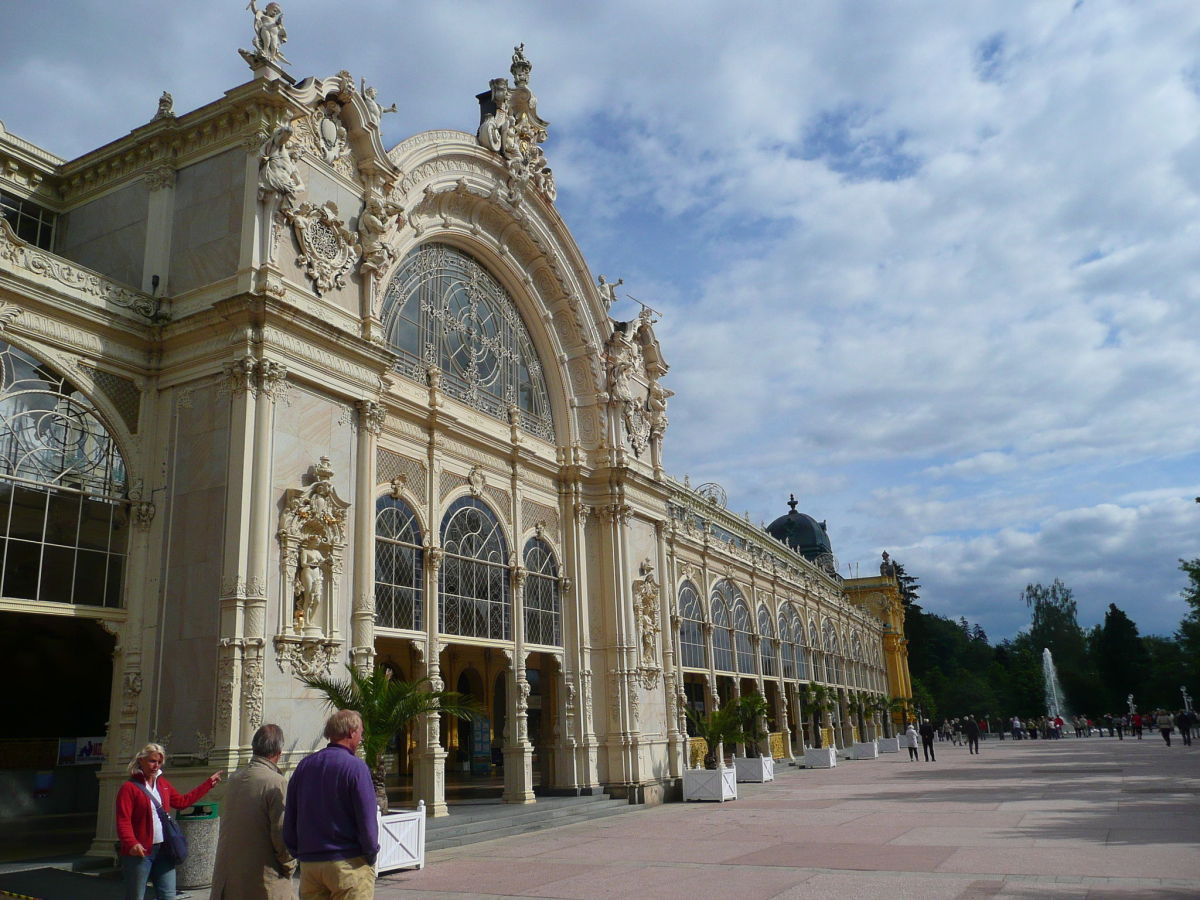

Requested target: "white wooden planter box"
[
  {"left": 804, "top": 747, "right": 838, "bottom": 768},
  {"left": 377, "top": 801, "right": 426, "bottom": 873},
  {"left": 733, "top": 756, "right": 775, "bottom": 783},
  {"left": 852, "top": 741, "right": 879, "bottom": 760},
  {"left": 683, "top": 766, "right": 738, "bottom": 801},
  {"left": 876, "top": 737, "right": 901, "bottom": 753}
]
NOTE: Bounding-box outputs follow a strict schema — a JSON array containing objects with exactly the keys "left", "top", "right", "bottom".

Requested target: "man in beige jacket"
[{"left": 211, "top": 724, "right": 296, "bottom": 899}]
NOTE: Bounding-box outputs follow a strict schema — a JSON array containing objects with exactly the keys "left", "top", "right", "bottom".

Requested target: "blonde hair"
[{"left": 127, "top": 742, "right": 165, "bottom": 777}]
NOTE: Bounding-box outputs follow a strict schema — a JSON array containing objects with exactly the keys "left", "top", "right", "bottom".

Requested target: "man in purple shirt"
[{"left": 284, "top": 709, "right": 379, "bottom": 899}]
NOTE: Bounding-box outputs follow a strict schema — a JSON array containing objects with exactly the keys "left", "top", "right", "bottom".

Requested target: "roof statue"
[
  {"left": 598, "top": 275, "right": 623, "bottom": 310},
  {"left": 476, "top": 44, "right": 555, "bottom": 203},
  {"left": 360, "top": 78, "right": 397, "bottom": 128},
  {"left": 153, "top": 91, "right": 174, "bottom": 120},
  {"left": 243, "top": 0, "right": 290, "bottom": 68}
]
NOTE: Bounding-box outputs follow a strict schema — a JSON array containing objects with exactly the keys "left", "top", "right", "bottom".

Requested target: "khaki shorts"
[{"left": 299, "top": 856, "right": 376, "bottom": 900}]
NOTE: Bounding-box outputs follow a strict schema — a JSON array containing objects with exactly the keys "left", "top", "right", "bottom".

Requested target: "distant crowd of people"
[{"left": 899, "top": 709, "right": 1195, "bottom": 763}]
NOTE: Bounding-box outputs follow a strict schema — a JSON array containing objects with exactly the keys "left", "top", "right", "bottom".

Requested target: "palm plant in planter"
[
  {"left": 850, "top": 691, "right": 869, "bottom": 740},
  {"left": 798, "top": 684, "right": 834, "bottom": 748},
  {"left": 685, "top": 702, "right": 747, "bottom": 769},
  {"left": 301, "top": 664, "right": 480, "bottom": 813},
  {"left": 734, "top": 693, "right": 770, "bottom": 758}
]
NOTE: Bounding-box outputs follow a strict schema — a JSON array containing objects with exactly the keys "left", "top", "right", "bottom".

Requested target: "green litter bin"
[{"left": 176, "top": 801, "right": 220, "bottom": 890}]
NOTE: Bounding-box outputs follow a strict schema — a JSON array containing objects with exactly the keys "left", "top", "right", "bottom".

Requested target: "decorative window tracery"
[
  {"left": 678, "top": 581, "right": 705, "bottom": 669},
  {"left": 732, "top": 596, "right": 756, "bottom": 675},
  {"left": 439, "top": 496, "right": 510, "bottom": 640},
  {"left": 522, "top": 536, "right": 561, "bottom": 646},
  {"left": 375, "top": 495, "right": 422, "bottom": 630},
  {"left": 791, "top": 608, "right": 808, "bottom": 680},
  {"left": 778, "top": 610, "right": 795, "bottom": 680},
  {"left": 710, "top": 584, "right": 734, "bottom": 673},
  {"left": 0, "top": 342, "right": 129, "bottom": 609},
  {"left": 757, "top": 604, "right": 777, "bottom": 678},
  {"left": 380, "top": 244, "right": 554, "bottom": 440}
]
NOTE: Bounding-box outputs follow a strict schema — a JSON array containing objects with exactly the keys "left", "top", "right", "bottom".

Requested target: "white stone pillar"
[
  {"left": 502, "top": 571, "right": 535, "bottom": 804},
  {"left": 351, "top": 400, "right": 384, "bottom": 674}
]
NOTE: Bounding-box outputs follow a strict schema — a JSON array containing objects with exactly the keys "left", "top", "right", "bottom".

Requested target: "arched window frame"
[
  {"left": 0, "top": 341, "right": 130, "bottom": 609},
  {"left": 677, "top": 580, "right": 706, "bottom": 669},
  {"left": 777, "top": 609, "right": 795, "bottom": 680},
  {"left": 379, "top": 243, "right": 554, "bottom": 440},
  {"left": 439, "top": 496, "right": 510, "bottom": 640},
  {"left": 522, "top": 536, "right": 561, "bottom": 646},
  {"left": 757, "top": 603, "right": 777, "bottom": 678},
  {"left": 374, "top": 493, "right": 424, "bottom": 631},
  {"left": 810, "top": 618, "right": 823, "bottom": 682},
  {"left": 732, "top": 594, "right": 756, "bottom": 675},
  {"left": 710, "top": 583, "right": 734, "bottom": 673},
  {"left": 790, "top": 608, "right": 807, "bottom": 680}
]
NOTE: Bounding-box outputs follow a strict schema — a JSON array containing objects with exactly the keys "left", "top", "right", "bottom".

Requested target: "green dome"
[{"left": 766, "top": 494, "right": 832, "bottom": 561}]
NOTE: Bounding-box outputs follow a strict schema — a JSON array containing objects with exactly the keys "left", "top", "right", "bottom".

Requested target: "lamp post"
[{"left": 1182, "top": 686, "right": 1193, "bottom": 715}]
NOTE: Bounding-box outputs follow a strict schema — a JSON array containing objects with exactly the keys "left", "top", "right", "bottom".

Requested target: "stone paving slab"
[{"left": 376, "top": 737, "right": 1200, "bottom": 899}]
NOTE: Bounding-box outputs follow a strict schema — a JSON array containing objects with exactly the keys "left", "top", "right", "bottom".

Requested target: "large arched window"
[
  {"left": 440, "top": 497, "right": 510, "bottom": 640},
  {"left": 790, "top": 607, "right": 807, "bottom": 680},
  {"left": 0, "top": 342, "right": 129, "bottom": 608},
  {"left": 678, "top": 581, "right": 706, "bottom": 669},
  {"left": 757, "top": 604, "right": 777, "bottom": 678},
  {"left": 375, "top": 495, "right": 423, "bottom": 630},
  {"left": 380, "top": 243, "right": 553, "bottom": 440},
  {"left": 778, "top": 610, "right": 795, "bottom": 679},
  {"left": 730, "top": 590, "right": 755, "bottom": 675},
  {"left": 710, "top": 583, "right": 734, "bottom": 672},
  {"left": 523, "top": 537, "right": 561, "bottom": 646},
  {"left": 810, "top": 619, "right": 823, "bottom": 682}
]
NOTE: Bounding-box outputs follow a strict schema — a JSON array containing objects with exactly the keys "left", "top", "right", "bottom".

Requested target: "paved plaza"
[{"left": 376, "top": 736, "right": 1200, "bottom": 899}]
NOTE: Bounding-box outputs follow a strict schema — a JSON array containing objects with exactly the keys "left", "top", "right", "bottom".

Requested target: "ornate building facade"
[{"left": 0, "top": 16, "right": 910, "bottom": 855}]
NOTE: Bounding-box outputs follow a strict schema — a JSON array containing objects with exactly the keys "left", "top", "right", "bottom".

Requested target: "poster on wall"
[
  {"left": 470, "top": 717, "right": 492, "bottom": 776},
  {"left": 73, "top": 737, "right": 106, "bottom": 764}
]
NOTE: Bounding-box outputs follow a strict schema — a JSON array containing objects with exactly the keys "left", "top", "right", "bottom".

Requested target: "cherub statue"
[
  {"left": 360, "top": 78, "right": 397, "bottom": 128},
  {"left": 248, "top": 0, "right": 289, "bottom": 64},
  {"left": 358, "top": 197, "right": 404, "bottom": 272}
]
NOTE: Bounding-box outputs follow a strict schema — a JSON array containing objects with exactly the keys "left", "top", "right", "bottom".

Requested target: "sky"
[{"left": 3, "top": 1, "right": 1199, "bottom": 640}]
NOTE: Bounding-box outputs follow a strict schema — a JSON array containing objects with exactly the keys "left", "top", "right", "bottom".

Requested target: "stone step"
[{"left": 426, "top": 799, "right": 641, "bottom": 851}]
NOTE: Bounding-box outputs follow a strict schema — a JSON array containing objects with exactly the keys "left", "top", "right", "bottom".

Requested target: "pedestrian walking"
[
  {"left": 1133, "top": 712, "right": 1143, "bottom": 739},
  {"left": 1155, "top": 709, "right": 1174, "bottom": 747},
  {"left": 283, "top": 710, "right": 379, "bottom": 900},
  {"left": 964, "top": 716, "right": 981, "bottom": 755},
  {"left": 904, "top": 723, "right": 919, "bottom": 761},
  {"left": 1178, "top": 709, "right": 1194, "bottom": 746},
  {"left": 1116, "top": 715, "right": 1125, "bottom": 740},
  {"left": 919, "top": 719, "right": 936, "bottom": 762},
  {"left": 210, "top": 723, "right": 296, "bottom": 900}
]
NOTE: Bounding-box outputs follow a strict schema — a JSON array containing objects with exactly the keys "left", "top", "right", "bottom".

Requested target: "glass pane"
[
  {"left": 45, "top": 491, "right": 81, "bottom": 546},
  {"left": 3, "top": 539, "right": 40, "bottom": 599},
  {"left": 104, "top": 554, "right": 123, "bottom": 608},
  {"left": 75, "top": 550, "right": 108, "bottom": 606},
  {"left": 40, "top": 544, "right": 75, "bottom": 603},
  {"left": 8, "top": 485, "right": 47, "bottom": 541}
]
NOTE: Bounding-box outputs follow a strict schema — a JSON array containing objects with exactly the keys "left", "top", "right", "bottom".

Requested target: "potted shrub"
[
  {"left": 682, "top": 704, "right": 742, "bottom": 801},
  {"left": 850, "top": 691, "right": 879, "bottom": 759},
  {"left": 798, "top": 684, "right": 837, "bottom": 768},
  {"left": 732, "top": 693, "right": 775, "bottom": 783}
]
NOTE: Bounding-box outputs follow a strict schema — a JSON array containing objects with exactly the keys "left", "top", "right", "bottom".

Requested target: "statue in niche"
[
  {"left": 597, "top": 275, "right": 623, "bottom": 310},
  {"left": 635, "top": 559, "right": 661, "bottom": 666},
  {"left": 361, "top": 78, "right": 397, "bottom": 128},
  {"left": 604, "top": 322, "right": 644, "bottom": 442},
  {"left": 258, "top": 124, "right": 304, "bottom": 206},
  {"left": 247, "top": 0, "right": 289, "bottom": 64},
  {"left": 293, "top": 534, "right": 326, "bottom": 631}
]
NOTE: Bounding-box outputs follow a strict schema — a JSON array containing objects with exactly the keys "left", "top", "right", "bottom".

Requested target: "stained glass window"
[
  {"left": 380, "top": 244, "right": 553, "bottom": 440},
  {"left": 375, "top": 495, "right": 422, "bottom": 630},
  {"left": 439, "top": 496, "right": 510, "bottom": 640}
]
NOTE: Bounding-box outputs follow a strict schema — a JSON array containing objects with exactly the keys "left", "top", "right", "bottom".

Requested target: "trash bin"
[{"left": 175, "top": 802, "right": 220, "bottom": 890}]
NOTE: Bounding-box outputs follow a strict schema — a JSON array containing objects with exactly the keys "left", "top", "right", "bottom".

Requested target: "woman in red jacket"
[{"left": 116, "top": 742, "right": 222, "bottom": 900}]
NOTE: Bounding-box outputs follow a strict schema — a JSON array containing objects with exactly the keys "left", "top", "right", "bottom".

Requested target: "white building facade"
[{"left": 0, "top": 28, "right": 893, "bottom": 856}]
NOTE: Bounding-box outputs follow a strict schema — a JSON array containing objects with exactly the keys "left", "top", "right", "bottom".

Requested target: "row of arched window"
[
  {"left": 374, "top": 493, "right": 563, "bottom": 646},
  {"left": 677, "top": 579, "right": 883, "bottom": 689}
]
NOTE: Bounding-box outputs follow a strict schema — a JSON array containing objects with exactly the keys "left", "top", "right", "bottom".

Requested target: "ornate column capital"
[{"left": 357, "top": 398, "right": 386, "bottom": 435}]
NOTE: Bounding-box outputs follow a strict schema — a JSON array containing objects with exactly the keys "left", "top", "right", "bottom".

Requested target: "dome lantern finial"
[{"left": 787, "top": 493, "right": 798, "bottom": 512}]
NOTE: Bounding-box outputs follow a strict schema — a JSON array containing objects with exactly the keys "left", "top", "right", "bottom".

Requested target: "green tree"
[
  {"left": 1177, "top": 558, "right": 1200, "bottom": 691},
  {"left": 1092, "top": 603, "right": 1149, "bottom": 713},
  {"left": 1020, "top": 580, "right": 1097, "bottom": 712},
  {"left": 685, "top": 703, "right": 747, "bottom": 769},
  {"left": 301, "top": 664, "right": 480, "bottom": 813}
]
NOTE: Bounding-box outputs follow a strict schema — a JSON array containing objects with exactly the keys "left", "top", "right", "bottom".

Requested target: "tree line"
[{"left": 893, "top": 558, "right": 1200, "bottom": 723}]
